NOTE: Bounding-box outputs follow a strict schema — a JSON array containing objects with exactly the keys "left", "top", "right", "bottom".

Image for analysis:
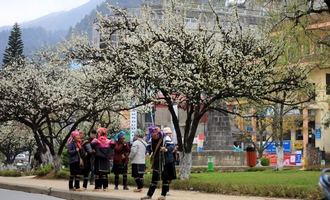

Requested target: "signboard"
[
  {"left": 265, "top": 150, "right": 302, "bottom": 166},
  {"left": 246, "top": 126, "right": 253, "bottom": 132},
  {"left": 130, "top": 109, "right": 137, "bottom": 142},
  {"left": 197, "top": 139, "right": 204, "bottom": 152},
  {"left": 290, "top": 155, "right": 296, "bottom": 164},
  {"left": 294, "top": 140, "right": 303, "bottom": 150},
  {"left": 265, "top": 153, "right": 296, "bottom": 166},
  {"left": 283, "top": 154, "right": 292, "bottom": 166},
  {"left": 198, "top": 133, "right": 205, "bottom": 141},
  {"left": 265, "top": 140, "right": 291, "bottom": 153},
  {"left": 322, "top": 160, "right": 326, "bottom": 166},
  {"left": 295, "top": 150, "right": 302, "bottom": 166},
  {"left": 267, "top": 154, "right": 276, "bottom": 165},
  {"left": 315, "top": 128, "right": 321, "bottom": 139}
]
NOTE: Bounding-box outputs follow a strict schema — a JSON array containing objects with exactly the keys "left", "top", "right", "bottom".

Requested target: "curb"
[{"left": 0, "top": 182, "right": 136, "bottom": 200}]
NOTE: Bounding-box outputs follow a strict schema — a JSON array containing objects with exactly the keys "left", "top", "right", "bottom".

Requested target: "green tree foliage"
[{"left": 2, "top": 23, "right": 24, "bottom": 65}]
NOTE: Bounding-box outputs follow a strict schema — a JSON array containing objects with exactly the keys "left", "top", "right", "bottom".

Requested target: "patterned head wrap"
[
  {"left": 67, "top": 130, "right": 81, "bottom": 147},
  {"left": 97, "top": 127, "right": 107, "bottom": 137},
  {"left": 117, "top": 130, "right": 126, "bottom": 141},
  {"left": 135, "top": 129, "right": 145, "bottom": 138}
]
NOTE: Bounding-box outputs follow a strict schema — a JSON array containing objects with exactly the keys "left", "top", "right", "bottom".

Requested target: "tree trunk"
[
  {"left": 57, "top": 115, "right": 91, "bottom": 156},
  {"left": 179, "top": 152, "right": 192, "bottom": 180},
  {"left": 276, "top": 99, "right": 285, "bottom": 171},
  {"left": 257, "top": 147, "right": 264, "bottom": 159},
  {"left": 276, "top": 146, "right": 284, "bottom": 171},
  {"left": 40, "top": 150, "right": 53, "bottom": 165},
  {"left": 256, "top": 148, "right": 263, "bottom": 167},
  {"left": 28, "top": 150, "right": 32, "bottom": 165},
  {"left": 53, "top": 155, "right": 61, "bottom": 172},
  {"left": 4, "top": 155, "right": 15, "bottom": 165}
]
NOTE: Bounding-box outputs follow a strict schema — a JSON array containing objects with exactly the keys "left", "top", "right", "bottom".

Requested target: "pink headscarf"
[
  {"left": 96, "top": 135, "right": 112, "bottom": 148},
  {"left": 92, "top": 127, "right": 112, "bottom": 148},
  {"left": 67, "top": 130, "right": 80, "bottom": 145}
]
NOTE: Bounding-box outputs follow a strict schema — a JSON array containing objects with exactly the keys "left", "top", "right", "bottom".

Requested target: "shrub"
[
  {"left": 35, "top": 164, "right": 54, "bottom": 176},
  {"left": 145, "top": 155, "right": 152, "bottom": 173},
  {"left": 0, "top": 170, "right": 22, "bottom": 177},
  {"left": 260, "top": 157, "right": 270, "bottom": 166},
  {"left": 55, "top": 169, "right": 70, "bottom": 179},
  {"left": 61, "top": 150, "right": 69, "bottom": 168},
  {"left": 191, "top": 167, "right": 209, "bottom": 173},
  {"left": 245, "top": 167, "right": 267, "bottom": 172}
]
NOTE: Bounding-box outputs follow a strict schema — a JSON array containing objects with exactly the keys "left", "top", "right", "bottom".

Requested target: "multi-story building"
[
  {"left": 300, "top": 15, "right": 330, "bottom": 159},
  {"left": 233, "top": 11, "right": 330, "bottom": 165}
]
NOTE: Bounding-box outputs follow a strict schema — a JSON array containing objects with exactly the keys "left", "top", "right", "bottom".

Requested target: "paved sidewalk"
[{"left": 0, "top": 176, "right": 297, "bottom": 200}]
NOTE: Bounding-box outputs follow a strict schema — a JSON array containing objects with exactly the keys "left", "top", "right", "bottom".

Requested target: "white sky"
[{"left": 0, "top": 0, "right": 90, "bottom": 27}]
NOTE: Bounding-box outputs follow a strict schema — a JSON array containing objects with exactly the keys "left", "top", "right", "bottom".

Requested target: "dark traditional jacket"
[
  {"left": 163, "top": 135, "right": 175, "bottom": 164},
  {"left": 81, "top": 139, "right": 93, "bottom": 170},
  {"left": 150, "top": 138, "right": 162, "bottom": 170},
  {"left": 67, "top": 142, "right": 81, "bottom": 164},
  {"left": 92, "top": 137, "right": 113, "bottom": 173},
  {"left": 113, "top": 142, "right": 130, "bottom": 165}
]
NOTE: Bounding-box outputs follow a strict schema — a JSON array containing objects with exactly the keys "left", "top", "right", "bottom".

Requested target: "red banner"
[{"left": 264, "top": 153, "right": 296, "bottom": 166}]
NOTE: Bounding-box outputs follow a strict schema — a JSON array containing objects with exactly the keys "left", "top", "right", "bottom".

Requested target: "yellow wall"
[{"left": 308, "top": 68, "right": 330, "bottom": 152}]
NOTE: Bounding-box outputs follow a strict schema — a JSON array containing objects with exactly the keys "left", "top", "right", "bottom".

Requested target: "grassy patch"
[
  {"left": 187, "top": 170, "right": 319, "bottom": 188},
  {"left": 171, "top": 170, "right": 322, "bottom": 199},
  {"left": 0, "top": 170, "right": 22, "bottom": 177},
  {"left": 49, "top": 168, "right": 323, "bottom": 199}
]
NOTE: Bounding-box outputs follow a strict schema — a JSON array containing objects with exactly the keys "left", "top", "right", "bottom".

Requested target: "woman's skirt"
[{"left": 131, "top": 163, "right": 146, "bottom": 177}]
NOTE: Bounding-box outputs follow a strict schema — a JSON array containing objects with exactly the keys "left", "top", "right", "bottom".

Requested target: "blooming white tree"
[
  {"left": 0, "top": 45, "right": 134, "bottom": 170},
  {"left": 0, "top": 56, "right": 80, "bottom": 169},
  {"left": 0, "top": 121, "right": 34, "bottom": 165},
  {"left": 68, "top": 3, "right": 313, "bottom": 179}
]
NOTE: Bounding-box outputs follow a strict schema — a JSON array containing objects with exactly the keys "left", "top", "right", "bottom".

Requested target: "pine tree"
[{"left": 2, "top": 23, "right": 24, "bottom": 65}]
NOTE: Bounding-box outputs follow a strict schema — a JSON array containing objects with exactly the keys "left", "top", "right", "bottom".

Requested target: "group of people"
[{"left": 67, "top": 125, "right": 177, "bottom": 200}]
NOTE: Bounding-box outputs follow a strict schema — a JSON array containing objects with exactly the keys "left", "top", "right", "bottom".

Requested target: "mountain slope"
[
  {"left": 0, "top": 0, "right": 105, "bottom": 64},
  {"left": 0, "top": 0, "right": 143, "bottom": 64},
  {"left": 23, "top": 0, "right": 105, "bottom": 31},
  {"left": 70, "top": 0, "right": 143, "bottom": 39},
  {"left": 0, "top": 27, "right": 67, "bottom": 61}
]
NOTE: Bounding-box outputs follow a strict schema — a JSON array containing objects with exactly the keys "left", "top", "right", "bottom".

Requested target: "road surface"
[{"left": 0, "top": 188, "right": 64, "bottom": 200}]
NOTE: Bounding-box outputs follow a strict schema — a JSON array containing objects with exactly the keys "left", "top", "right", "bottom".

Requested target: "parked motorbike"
[{"left": 320, "top": 168, "right": 330, "bottom": 200}]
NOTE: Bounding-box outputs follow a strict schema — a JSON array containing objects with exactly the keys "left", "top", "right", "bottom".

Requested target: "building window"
[
  {"left": 296, "top": 129, "right": 303, "bottom": 140},
  {"left": 311, "top": 83, "right": 316, "bottom": 101},
  {"left": 145, "top": 107, "right": 155, "bottom": 123},
  {"left": 326, "top": 74, "right": 330, "bottom": 95}
]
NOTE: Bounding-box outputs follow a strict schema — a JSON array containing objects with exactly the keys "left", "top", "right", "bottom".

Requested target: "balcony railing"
[{"left": 142, "top": 1, "right": 267, "bottom": 17}]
